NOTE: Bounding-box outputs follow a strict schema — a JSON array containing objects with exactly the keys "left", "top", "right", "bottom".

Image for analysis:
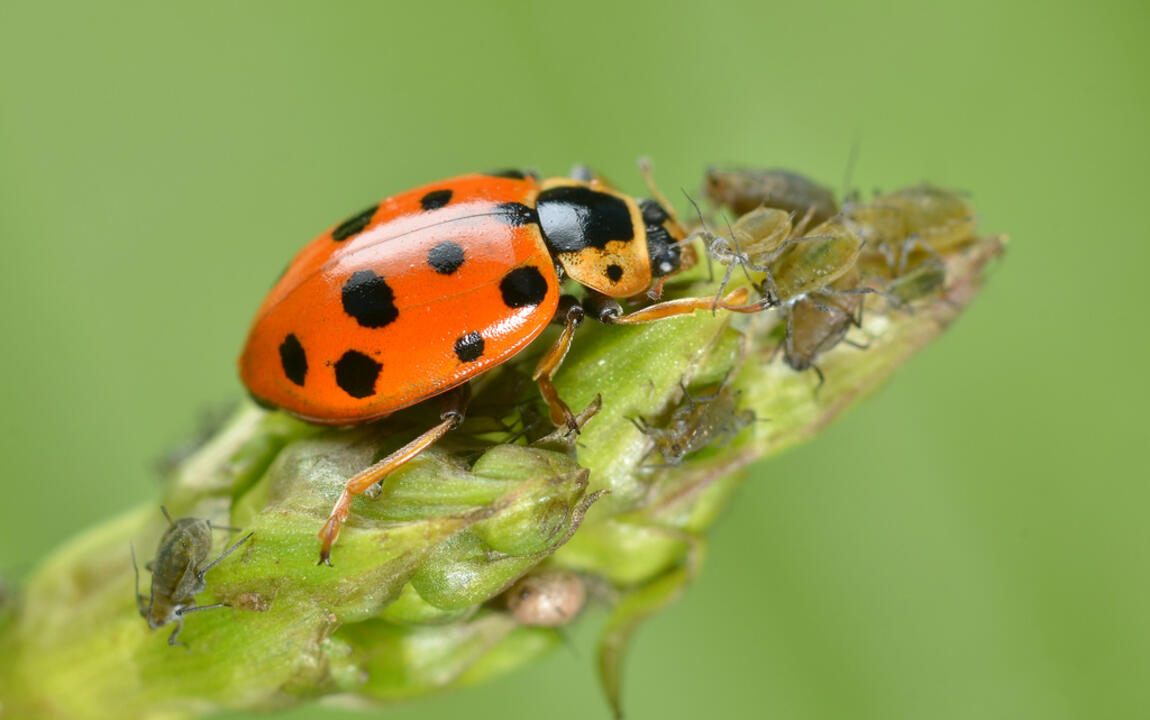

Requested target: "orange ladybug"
[{"left": 239, "top": 165, "right": 751, "bottom": 564}]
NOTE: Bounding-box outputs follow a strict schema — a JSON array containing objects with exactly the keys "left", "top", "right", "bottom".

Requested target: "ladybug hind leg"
[{"left": 317, "top": 385, "right": 471, "bottom": 566}]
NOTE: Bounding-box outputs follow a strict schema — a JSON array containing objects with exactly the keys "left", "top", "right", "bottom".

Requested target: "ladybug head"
[{"left": 640, "top": 199, "right": 684, "bottom": 278}]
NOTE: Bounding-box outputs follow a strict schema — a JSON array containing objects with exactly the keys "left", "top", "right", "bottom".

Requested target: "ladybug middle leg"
[
  {"left": 317, "top": 385, "right": 471, "bottom": 566},
  {"left": 533, "top": 301, "right": 585, "bottom": 433}
]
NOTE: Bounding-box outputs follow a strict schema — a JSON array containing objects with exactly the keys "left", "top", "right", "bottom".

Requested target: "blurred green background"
[{"left": 2, "top": 1, "right": 1146, "bottom": 718}]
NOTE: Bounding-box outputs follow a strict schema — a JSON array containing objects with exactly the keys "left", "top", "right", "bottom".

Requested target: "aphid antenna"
[
  {"left": 130, "top": 542, "right": 148, "bottom": 618},
  {"left": 197, "top": 532, "right": 253, "bottom": 578},
  {"left": 159, "top": 505, "right": 175, "bottom": 527}
]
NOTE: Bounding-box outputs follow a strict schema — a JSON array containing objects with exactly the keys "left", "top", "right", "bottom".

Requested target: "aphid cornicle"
[
  {"left": 132, "top": 507, "right": 252, "bottom": 646},
  {"left": 239, "top": 165, "right": 760, "bottom": 564}
]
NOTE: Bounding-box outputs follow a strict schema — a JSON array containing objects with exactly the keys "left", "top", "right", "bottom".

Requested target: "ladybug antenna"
[
  {"left": 681, "top": 189, "right": 714, "bottom": 282},
  {"left": 638, "top": 157, "right": 681, "bottom": 227}
]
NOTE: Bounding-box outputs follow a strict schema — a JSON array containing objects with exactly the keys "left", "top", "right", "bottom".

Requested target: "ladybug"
[{"left": 239, "top": 165, "right": 752, "bottom": 564}]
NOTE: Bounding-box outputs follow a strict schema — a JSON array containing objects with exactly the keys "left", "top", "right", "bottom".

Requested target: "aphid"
[
  {"left": 704, "top": 206, "right": 796, "bottom": 305},
  {"left": 132, "top": 506, "right": 252, "bottom": 646},
  {"left": 631, "top": 380, "right": 756, "bottom": 466},
  {"left": 704, "top": 167, "right": 840, "bottom": 226},
  {"left": 884, "top": 259, "right": 947, "bottom": 305},
  {"left": 238, "top": 165, "right": 758, "bottom": 564},
  {"left": 780, "top": 265, "right": 868, "bottom": 383},
  {"left": 769, "top": 217, "right": 864, "bottom": 304},
  {"left": 847, "top": 184, "right": 976, "bottom": 274},
  {"left": 504, "top": 570, "right": 587, "bottom": 627}
]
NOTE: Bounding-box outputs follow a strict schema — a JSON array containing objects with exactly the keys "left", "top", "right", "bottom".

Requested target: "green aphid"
[
  {"left": 770, "top": 217, "right": 863, "bottom": 303},
  {"left": 705, "top": 207, "right": 796, "bottom": 305},
  {"left": 132, "top": 506, "right": 252, "bottom": 646},
  {"left": 848, "top": 185, "right": 976, "bottom": 274},
  {"left": 887, "top": 260, "right": 947, "bottom": 304}
]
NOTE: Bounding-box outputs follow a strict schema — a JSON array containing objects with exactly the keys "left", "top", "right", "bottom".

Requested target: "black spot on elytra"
[
  {"left": 278, "top": 334, "right": 308, "bottom": 386},
  {"left": 427, "top": 241, "right": 465, "bottom": 275},
  {"left": 332, "top": 205, "right": 377, "bottom": 242},
  {"left": 454, "top": 332, "right": 485, "bottom": 363},
  {"left": 537, "top": 185, "right": 634, "bottom": 253},
  {"left": 494, "top": 202, "right": 539, "bottom": 227},
  {"left": 334, "top": 350, "right": 381, "bottom": 399},
  {"left": 420, "top": 189, "right": 453, "bottom": 211},
  {"left": 341, "top": 270, "right": 399, "bottom": 329},
  {"left": 606, "top": 264, "right": 624, "bottom": 283},
  {"left": 500, "top": 266, "right": 549, "bottom": 308}
]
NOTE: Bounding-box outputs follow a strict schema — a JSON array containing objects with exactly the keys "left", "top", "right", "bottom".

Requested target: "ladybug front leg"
[
  {"left": 317, "top": 385, "right": 470, "bottom": 566},
  {"left": 532, "top": 303, "right": 585, "bottom": 432},
  {"left": 585, "top": 287, "right": 760, "bottom": 325}
]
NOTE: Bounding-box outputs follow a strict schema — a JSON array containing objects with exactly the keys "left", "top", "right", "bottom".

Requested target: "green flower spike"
[{"left": 0, "top": 189, "right": 1004, "bottom": 720}]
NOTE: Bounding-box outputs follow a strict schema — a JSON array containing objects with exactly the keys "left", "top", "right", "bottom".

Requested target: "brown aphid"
[
  {"left": 781, "top": 265, "right": 868, "bottom": 383},
  {"left": 704, "top": 167, "right": 839, "bottom": 226},
  {"left": 632, "top": 380, "right": 756, "bottom": 466},
  {"left": 505, "top": 570, "right": 587, "bottom": 627},
  {"left": 132, "top": 506, "right": 252, "bottom": 646}
]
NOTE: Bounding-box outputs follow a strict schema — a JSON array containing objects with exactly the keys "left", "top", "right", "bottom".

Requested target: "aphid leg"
[
  {"left": 208, "top": 521, "right": 243, "bottom": 533},
  {"left": 533, "top": 304, "right": 585, "bottom": 432},
  {"left": 791, "top": 206, "right": 817, "bottom": 238},
  {"left": 318, "top": 385, "right": 471, "bottom": 566},
  {"left": 169, "top": 602, "right": 230, "bottom": 647},
  {"left": 196, "top": 532, "right": 253, "bottom": 580},
  {"left": 167, "top": 616, "right": 186, "bottom": 647},
  {"left": 784, "top": 305, "right": 798, "bottom": 366},
  {"left": 896, "top": 233, "right": 944, "bottom": 275},
  {"left": 130, "top": 542, "right": 148, "bottom": 618},
  {"left": 811, "top": 364, "right": 827, "bottom": 392},
  {"left": 627, "top": 416, "right": 661, "bottom": 464}
]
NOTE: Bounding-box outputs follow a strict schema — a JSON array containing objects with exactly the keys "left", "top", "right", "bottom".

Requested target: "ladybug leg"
[
  {"left": 317, "top": 385, "right": 470, "bottom": 566},
  {"left": 585, "top": 287, "right": 763, "bottom": 325},
  {"left": 532, "top": 303, "right": 585, "bottom": 432}
]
